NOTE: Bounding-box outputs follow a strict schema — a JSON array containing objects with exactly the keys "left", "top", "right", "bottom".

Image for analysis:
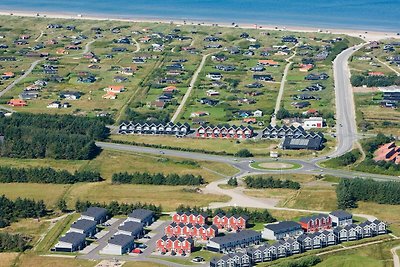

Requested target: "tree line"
[
  {"left": 112, "top": 172, "right": 204, "bottom": 186},
  {"left": 336, "top": 178, "right": 400, "bottom": 209},
  {"left": 176, "top": 205, "right": 276, "bottom": 224},
  {"left": 0, "top": 113, "right": 109, "bottom": 160},
  {"left": 75, "top": 200, "right": 162, "bottom": 216},
  {"left": 0, "top": 233, "right": 30, "bottom": 252},
  {"left": 244, "top": 176, "right": 301, "bottom": 190},
  {"left": 0, "top": 166, "right": 102, "bottom": 184},
  {"left": 0, "top": 195, "right": 47, "bottom": 228},
  {"left": 351, "top": 75, "right": 400, "bottom": 87}
]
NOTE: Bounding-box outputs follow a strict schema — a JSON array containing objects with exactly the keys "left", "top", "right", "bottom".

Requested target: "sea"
[{"left": 0, "top": 0, "right": 399, "bottom": 32}]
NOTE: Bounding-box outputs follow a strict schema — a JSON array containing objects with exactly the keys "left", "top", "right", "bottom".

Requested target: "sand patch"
[{"left": 258, "top": 162, "right": 294, "bottom": 169}]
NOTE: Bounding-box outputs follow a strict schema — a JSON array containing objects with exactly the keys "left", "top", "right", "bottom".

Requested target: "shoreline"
[{"left": 0, "top": 10, "right": 399, "bottom": 41}]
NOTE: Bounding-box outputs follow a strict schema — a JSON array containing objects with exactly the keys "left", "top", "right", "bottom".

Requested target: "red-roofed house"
[
  {"left": 374, "top": 142, "right": 400, "bottom": 164},
  {"left": 163, "top": 86, "right": 178, "bottom": 93},
  {"left": 8, "top": 99, "right": 27, "bottom": 107},
  {"left": 105, "top": 85, "right": 125, "bottom": 93},
  {"left": 299, "top": 64, "right": 314, "bottom": 72},
  {"left": 368, "top": 72, "right": 385, "bottom": 77},
  {"left": 258, "top": 59, "right": 279, "bottom": 66}
]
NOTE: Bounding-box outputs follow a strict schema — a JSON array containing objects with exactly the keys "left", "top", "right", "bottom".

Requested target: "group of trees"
[
  {"left": 0, "top": 195, "right": 47, "bottom": 228},
  {"left": 336, "top": 178, "right": 400, "bottom": 209},
  {"left": 276, "top": 107, "right": 335, "bottom": 122},
  {"left": 0, "top": 233, "right": 30, "bottom": 252},
  {"left": 235, "top": 149, "right": 253, "bottom": 157},
  {"left": 0, "top": 113, "right": 109, "bottom": 160},
  {"left": 351, "top": 75, "right": 400, "bottom": 87},
  {"left": 244, "top": 176, "right": 301, "bottom": 190},
  {"left": 176, "top": 205, "right": 276, "bottom": 224},
  {"left": 75, "top": 200, "right": 162, "bottom": 216},
  {"left": 227, "top": 177, "right": 238, "bottom": 187},
  {"left": 0, "top": 166, "right": 102, "bottom": 184},
  {"left": 124, "top": 108, "right": 170, "bottom": 124},
  {"left": 112, "top": 172, "right": 204, "bottom": 186},
  {"left": 324, "top": 149, "right": 361, "bottom": 167}
]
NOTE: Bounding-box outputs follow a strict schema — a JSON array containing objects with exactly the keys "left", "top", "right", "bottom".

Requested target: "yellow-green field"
[
  {"left": 14, "top": 253, "right": 97, "bottom": 267},
  {"left": 0, "top": 253, "right": 19, "bottom": 267},
  {"left": 0, "top": 218, "right": 50, "bottom": 246}
]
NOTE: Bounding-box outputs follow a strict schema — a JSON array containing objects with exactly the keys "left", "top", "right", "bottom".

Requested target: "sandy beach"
[{"left": 0, "top": 10, "right": 399, "bottom": 42}]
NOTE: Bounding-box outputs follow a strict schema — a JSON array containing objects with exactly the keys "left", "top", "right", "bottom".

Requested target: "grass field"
[
  {"left": 111, "top": 135, "right": 278, "bottom": 156},
  {"left": 65, "top": 182, "right": 230, "bottom": 211},
  {"left": 0, "top": 218, "right": 50, "bottom": 246},
  {"left": 282, "top": 186, "right": 337, "bottom": 211},
  {"left": 14, "top": 253, "right": 97, "bottom": 267},
  {"left": 123, "top": 262, "right": 167, "bottom": 267},
  {"left": 0, "top": 157, "right": 87, "bottom": 172},
  {"left": 0, "top": 183, "right": 70, "bottom": 207},
  {"left": 244, "top": 188, "right": 297, "bottom": 206},
  {"left": 0, "top": 253, "right": 19, "bottom": 267}
]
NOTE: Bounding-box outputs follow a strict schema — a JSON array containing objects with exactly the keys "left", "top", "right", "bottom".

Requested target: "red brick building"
[
  {"left": 212, "top": 214, "right": 248, "bottom": 231},
  {"left": 299, "top": 214, "right": 332, "bottom": 233},
  {"left": 172, "top": 212, "right": 208, "bottom": 225},
  {"left": 156, "top": 235, "right": 194, "bottom": 255},
  {"left": 164, "top": 222, "right": 218, "bottom": 240}
]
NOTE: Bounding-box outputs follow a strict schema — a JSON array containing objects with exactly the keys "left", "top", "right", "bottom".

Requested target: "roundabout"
[{"left": 250, "top": 161, "right": 302, "bottom": 170}]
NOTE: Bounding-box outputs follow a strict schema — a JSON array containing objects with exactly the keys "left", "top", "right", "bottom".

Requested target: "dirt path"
[
  {"left": 317, "top": 237, "right": 394, "bottom": 256},
  {"left": 376, "top": 58, "right": 400, "bottom": 76},
  {"left": 170, "top": 52, "right": 214, "bottom": 122},
  {"left": 392, "top": 245, "right": 400, "bottom": 267},
  {"left": 271, "top": 46, "right": 297, "bottom": 126}
]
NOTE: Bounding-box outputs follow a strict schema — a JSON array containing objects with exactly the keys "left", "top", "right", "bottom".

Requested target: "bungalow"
[
  {"left": 207, "top": 230, "right": 261, "bottom": 253},
  {"left": 60, "top": 91, "right": 81, "bottom": 100},
  {"left": 55, "top": 232, "right": 86, "bottom": 252},
  {"left": 303, "top": 117, "right": 324, "bottom": 130},
  {"left": 292, "top": 101, "right": 310, "bottom": 109},
  {"left": 299, "top": 64, "right": 314, "bottom": 72},
  {"left": 258, "top": 59, "right": 279, "bottom": 66},
  {"left": 47, "top": 101, "right": 62, "bottom": 109},
  {"left": 253, "top": 110, "right": 263, "bottom": 117},
  {"left": 305, "top": 73, "right": 329, "bottom": 80},
  {"left": 282, "top": 36, "right": 298, "bottom": 43},
  {"left": 105, "top": 85, "right": 125, "bottom": 93},
  {"left": 69, "top": 219, "right": 97, "bottom": 237},
  {"left": 253, "top": 74, "right": 273, "bottom": 81},
  {"left": 163, "top": 86, "right": 179, "bottom": 93},
  {"left": 212, "top": 214, "right": 248, "bottom": 231},
  {"left": 8, "top": 99, "right": 27, "bottom": 107},
  {"left": 206, "top": 90, "right": 220, "bottom": 96},
  {"left": 126, "top": 209, "right": 155, "bottom": 226},
  {"left": 102, "top": 92, "right": 117, "bottom": 100},
  {"left": 329, "top": 210, "right": 353, "bottom": 227},
  {"left": 117, "top": 221, "right": 144, "bottom": 239},
  {"left": 262, "top": 221, "right": 303, "bottom": 240},
  {"left": 2, "top": 72, "right": 15, "bottom": 80},
  {"left": 207, "top": 72, "right": 223, "bottom": 80},
  {"left": 190, "top": 111, "right": 209, "bottom": 118},
  {"left": 80, "top": 207, "right": 108, "bottom": 224},
  {"left": 101, "top": 234, "right": 136, "bottom": 255}
]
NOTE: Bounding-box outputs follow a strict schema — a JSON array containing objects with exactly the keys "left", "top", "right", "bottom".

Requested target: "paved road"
[
  {"left": 171, "top": 52, "right": 213, "bottom": 122},
  {"left": 0, "top": 59, "right": 42, "bottom": 98},
  {"left": 330, "top": 44, "right": 365, "bottom": 158},
  {"left": 392, "top": 245, "right": 400, "bottom": 267}
]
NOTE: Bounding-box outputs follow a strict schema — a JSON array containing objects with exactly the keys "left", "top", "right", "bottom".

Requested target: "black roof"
[
  {"left": 71, "top": 219, "right": 97, "bottom": 231},
  {"left": 330, "top": 210, "right": 352, "bottom": 220},
  {"left": 264, "top": 221, "right": 302, "bottom": 234},
  {"left": 118, "top": 221, "right": 143, "bottom": 233},
  {"left": 282, "top": 137, "right": 323, "bottom": 150},
  {"left": 108, "top": 234, "right": 135, "bottom": 247},
  {"left": 82, "top": 207, "right": 107, "bottom": 220},
  {"left": 128, "top": 209, "right": 154, "bottom": 220},
  {"left": 59, "top": 232, "right": 86, "bottom": 246},
  {"left": 209, "top": 230, "right": 261, "bottom": 246},
  {"left": 299, "top": 213, "right": 328, "bottom": 223}
]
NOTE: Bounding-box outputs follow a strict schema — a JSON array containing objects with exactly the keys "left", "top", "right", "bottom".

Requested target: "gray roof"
[
  {"left": 128, "top": 209, "right": 154, "bottom": 221},
  {"left": 330, "top": 210, "right": 352, "bottom": 220},
  {"left": 59, "top": 232, "right": 86, "bottom": 246},
  {"left": 118, "top": 221, "right": 143, "bottom": 234},
  {"left": 264, "top": 221, "right": 302, "bottom": 234},
  {"left": 299, "top": 213, "right": 328, "bottom": 223},
  {"left": 82, "top": 207, "right": 107, "bottom": 220},
  {"left": 209, "top": 230, "right": 261, "bottom": 246},
  {"left": 71, "top": 219, "right": 97, "bottom": 231},
  {"left": 108, "top": 234, "right": 135, "bottom": 247}
]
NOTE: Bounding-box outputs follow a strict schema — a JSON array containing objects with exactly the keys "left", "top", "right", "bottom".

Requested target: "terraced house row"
[
  {"left": 172, "top": 211, "right": 208, "bottom": 225},
  {"left": 195, "top": 125, "right": 254, "bottom": 139},
  {"left": 156, "top": 236, "right": 194, "bottom": 256},
  {"left": 118, "top": 122, "right": 191, "bottom": 136},
  {"left": 211, "top": 220, "right": 387, "bottom": 267},
  {"left": 261, "top": 125, "right": 324, "bottom": 139},
  {"left": 164, "top": 222, "right": 218, "bottom": 240}
]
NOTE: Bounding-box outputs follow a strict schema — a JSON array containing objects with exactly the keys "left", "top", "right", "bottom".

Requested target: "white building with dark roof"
[
  {"left": 55, "top": 232, "right": 86, "bottom": 252},
  {"left": 262, "top": 221, "right": 303, "bottom": 240},
  {"left": 329, "top": 210, "right": 353, "bottom": 227},
  {"left": 101, "top": 234, "right": 136, "bottom": 255},
  {"left": 81, "top": 207, "right": 108, "bottom": 224},
  {"left": 207, "top": 230, "right": 261, "bottom": 253},
  {"left": 69, "top": 219, "right": 97, "bottom": 237},
  {"left": 126, "top": 209, "right": 155, "bottom": 226},
  {"left": 117, "top": 221, "right": 144, "bottom": 238}
]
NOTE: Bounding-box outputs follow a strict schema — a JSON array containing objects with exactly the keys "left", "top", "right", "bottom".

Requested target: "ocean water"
[{"left": 0, "top": 0, "right": 399, "bottom": 32}]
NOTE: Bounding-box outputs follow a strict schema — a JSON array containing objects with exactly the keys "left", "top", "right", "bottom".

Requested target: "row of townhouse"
[
  {"left": 212, "top": 220, "right": 387, "bottom": 266},
  {"left": 156, "top": 235, "right": 194, "bottom": 256},
  {"left": 299, "top": 213, "right": 332, "bottom": 232},
  {"left": 261, "top": 125, "right": 324, "bottom": 140},
  {"left": 213, "top": 214, "right": 248, "bottom": 231},
  {"left": 164, "top": 222, "right": 218, "bottom": 240},
  {"left": 172, "top": 211, "right": 208, "bottom": 225},
  {"left": 119, "top": 122, "right": 190, "bottom": 136},
  {"left": 195, "top": 125, "right": 254, "bottom": 139}
]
